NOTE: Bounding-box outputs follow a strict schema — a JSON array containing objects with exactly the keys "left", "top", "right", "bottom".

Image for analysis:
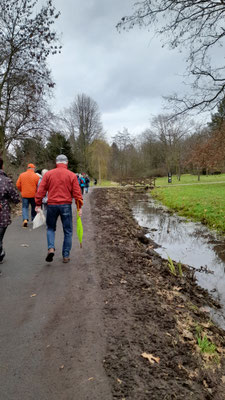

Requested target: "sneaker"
[
  {"left": 0, "top": 250, "right": 5, "bottom": 263},
  {"left": 63, "top": 257, "right": 70, "bottom": 263},
  {"left": 23, "top": 220, "right": 28, "bottom": 227}
]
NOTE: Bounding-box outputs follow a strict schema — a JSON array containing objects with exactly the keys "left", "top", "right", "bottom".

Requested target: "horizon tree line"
[{"left": 1, "top": 0, "right": 225, "bottom": 182}]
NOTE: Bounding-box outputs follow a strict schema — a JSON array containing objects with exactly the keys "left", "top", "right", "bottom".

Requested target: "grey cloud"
[{"left": 48, "top": 0, "right": 194, "bottom": 137}]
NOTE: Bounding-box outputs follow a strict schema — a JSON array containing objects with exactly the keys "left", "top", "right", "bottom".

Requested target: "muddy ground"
[{"left": 90, "top": 187, "right": 225, "bottom": 400}]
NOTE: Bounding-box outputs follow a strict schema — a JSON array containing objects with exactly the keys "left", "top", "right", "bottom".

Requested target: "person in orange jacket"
[
  {"left": 16, "top": 163, "right": 40, "bottom": 227},
  {"left": 35, "top": 154, "right": 83, "bottom": 263}
]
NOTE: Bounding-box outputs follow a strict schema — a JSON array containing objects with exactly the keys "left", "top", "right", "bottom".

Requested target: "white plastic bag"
[{"left": 33, "top": 209, "right": 46, "bottom": 229}]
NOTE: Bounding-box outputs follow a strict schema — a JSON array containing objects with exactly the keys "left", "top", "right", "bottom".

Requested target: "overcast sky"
[{"left": 47, "top": 0, "right": 192, "bottom": 140}]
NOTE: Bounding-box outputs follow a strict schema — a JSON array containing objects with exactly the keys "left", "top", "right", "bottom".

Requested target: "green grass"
[
  {"left": 177, "top": 262, "right": 183, "bottom": 277},
  {"left": 156, "top": 173, "right": 225, "bottom": 186},
  {"left": 167, "top": 257, "right": 183, "bottom": 276},
  {"left": 90, "top": 180, "right": 119, "bottom": 187},
  {"left": 151, "top": 183, "right": 225, "bottom": 233},
  {"left": 195, "top": 326, "right": 217, "bottom": 354},
  {"left": 167, "top": 256, "right": 176, "bottom": 275},
  {"left": 197, "top": 336, "right": 217, "bottom": 354}
]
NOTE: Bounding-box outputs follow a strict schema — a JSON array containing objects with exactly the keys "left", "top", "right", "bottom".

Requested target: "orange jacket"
[
  {"left": 16, "top": 169, "right": 40, "bottom": 198},
  {"left": 35, "top": 164, "right": 83, "bottom": 207}
]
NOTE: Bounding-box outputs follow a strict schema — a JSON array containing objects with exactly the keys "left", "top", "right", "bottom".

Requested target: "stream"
[{"left": 133, "top": 197, "right": 225, "bottom": 330}]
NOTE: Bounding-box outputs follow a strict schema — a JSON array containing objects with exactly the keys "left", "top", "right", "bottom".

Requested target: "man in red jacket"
[{"left": 35, "top": 154, "right": 83, "bottom": 263}]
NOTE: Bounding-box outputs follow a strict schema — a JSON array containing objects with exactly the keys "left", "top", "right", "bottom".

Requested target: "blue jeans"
[
  {"left": 22, "top": 198, "right": 36, "bottom": 221},
  {"left": 46, "top": 204, "right": 73, "bottom": 258}
]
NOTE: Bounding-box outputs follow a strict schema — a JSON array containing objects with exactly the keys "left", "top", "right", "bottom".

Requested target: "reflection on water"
[{"left": 133, "top": 198, "right": 225, "bottom": 330}]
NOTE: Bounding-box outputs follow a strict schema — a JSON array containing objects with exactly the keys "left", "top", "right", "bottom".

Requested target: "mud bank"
[{"left": 90, "top": 188, "right": 225, "bottom": 400}]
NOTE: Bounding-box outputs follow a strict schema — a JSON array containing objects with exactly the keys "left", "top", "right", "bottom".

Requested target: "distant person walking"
[
  {"left": 41, "top": 169, "right": 48, "bottom": 215},
  {"left": 36, "top": 169, "right": 48, "bottom": 215},
  {"left": 85, "top": 175, "right": 90, "bottom": 193},
  {"left": 16, "top": 163, "right": 40, "bottom": 227},
  {"left": 35, "top": 155, "right": 83, "bottom": 263},
  {"left": 0, "top": 157, "right": 20, "bottom": 264},
  {"left": 80, "top": 174, "right": 86, "bottom": 195}
]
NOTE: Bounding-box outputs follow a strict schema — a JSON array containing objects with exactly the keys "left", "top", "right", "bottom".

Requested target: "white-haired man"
[{"left": 35, "top": 155, "right": 83, "bottom": 263}]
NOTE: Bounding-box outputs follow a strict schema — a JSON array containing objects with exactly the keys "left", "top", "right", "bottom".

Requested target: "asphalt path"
[{"left": 0, "top": 191, "right": 112, "bottom": 400}]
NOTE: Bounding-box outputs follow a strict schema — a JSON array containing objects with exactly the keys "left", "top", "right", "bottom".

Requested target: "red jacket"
[{"left": 35, "top": 164, "right": 83, "bottom": 207}]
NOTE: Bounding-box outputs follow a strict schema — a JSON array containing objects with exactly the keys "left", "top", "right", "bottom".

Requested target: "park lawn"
[
  {"left": 151, "top": 183, "right": 225, "bottom": 233},
  {"left": 156, "top": 173, "right": 225, "bottom": 186},
  {"left": 90, "top": 180, "right": 119, "bottom": 187}
]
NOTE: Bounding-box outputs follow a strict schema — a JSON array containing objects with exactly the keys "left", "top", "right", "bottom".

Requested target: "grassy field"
[
  {"left": 90, "top": 180, "right": 119, "bottom": 187},
  {"left": 156, "top": 173, "right": 225, "bottom": 186},
  {"left": 151, "top": 182, "right": 225, "bottom": 233}
]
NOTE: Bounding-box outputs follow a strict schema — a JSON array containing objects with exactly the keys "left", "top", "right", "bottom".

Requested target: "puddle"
[{"left": 133, "top": 197, "right": 225, "bottom": 330}]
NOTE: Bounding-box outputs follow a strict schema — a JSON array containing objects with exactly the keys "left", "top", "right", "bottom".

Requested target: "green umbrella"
[{"left": 76, "top": 210, "right": 83, "bottom": 248}]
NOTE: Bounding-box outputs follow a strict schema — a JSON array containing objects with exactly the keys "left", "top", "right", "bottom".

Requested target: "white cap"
[
  {"left": 41, "top": 169, "right": 48, "bottom": 176},
  {"left": 56, "top": 154, "right": 68, "bottom": 164}
]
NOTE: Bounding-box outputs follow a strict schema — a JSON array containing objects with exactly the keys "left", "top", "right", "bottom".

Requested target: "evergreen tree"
[
  {"left": 47, "top": 132, "right": 78, "bottom": 172},
  {"left": 209, "top": 97, "right": 225, "bottom": 131}
]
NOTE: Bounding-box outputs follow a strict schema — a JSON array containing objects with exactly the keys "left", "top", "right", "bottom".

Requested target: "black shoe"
[
  {"left": 45, "top": 252, "right": 54, "bottom": 262},
  {"left": 0, "top": 250, "right": 5, "bottom": 263}
]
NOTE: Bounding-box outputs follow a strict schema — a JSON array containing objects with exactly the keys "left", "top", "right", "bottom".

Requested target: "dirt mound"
[{"left": 90, "top": 188, "right": 225, "bottom": 400}]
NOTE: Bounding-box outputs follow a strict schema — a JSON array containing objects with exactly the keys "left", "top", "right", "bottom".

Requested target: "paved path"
[{"left": 0, "top": 191, "right": 112, "bottom": 400}]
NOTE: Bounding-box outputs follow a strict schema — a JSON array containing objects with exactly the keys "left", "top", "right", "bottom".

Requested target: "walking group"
[
  {"left": 76, "top": 173, "right": 90, "bottom": 195},
  {"left": 0, "top": 154, "right": 87, "bottom": 267}
]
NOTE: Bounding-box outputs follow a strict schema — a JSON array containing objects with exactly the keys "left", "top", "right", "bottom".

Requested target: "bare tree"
[
  {"left": 187, "top": 124, "right": 225, "bottom": 177},
  {"left": 65, "top": 93, "right": 103, "bottom": 171},
  {"left": 89, "top": 138, "right": 111, "bottom": 183},
  {"left": 111, "top": 128, "right": 140, "bottom": 178},
  {"left": 185, "top": 98, "right": 225, "bottom": 176},
  {"left": 139, "top": 129, "right": 166, "bottom": 176},
  {"left": 117, "top": 1, "right": 225, "bottom": 114},
  {"left": 150, "top": 114, "right": 192, "bottom": 178},
  {"left": 0, "top": 0, "right": 61, "bottom": 158}
]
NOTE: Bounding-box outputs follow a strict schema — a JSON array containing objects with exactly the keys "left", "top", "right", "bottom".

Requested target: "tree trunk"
[
  {"left": 98, "top": 157, "right": 101, "bottom": 184},
  {"left": 177, "top": 162, "right": 181, "bottom": 181},
  {"left": 0, "top": 125, "right": 6, "bottom": 162}
]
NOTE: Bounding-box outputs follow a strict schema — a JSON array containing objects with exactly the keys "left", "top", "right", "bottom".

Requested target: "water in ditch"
[{"left": 133, "top": 197, "right": 225, "bottom": 330}]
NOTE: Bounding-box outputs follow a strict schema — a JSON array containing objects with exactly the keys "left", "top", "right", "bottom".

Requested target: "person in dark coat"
[
  {"left": 85, "top": 175, "right": 90, "bottom": 193},
  {"left": 0, "top": 157, "right": 20, "bottom": 264}
]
